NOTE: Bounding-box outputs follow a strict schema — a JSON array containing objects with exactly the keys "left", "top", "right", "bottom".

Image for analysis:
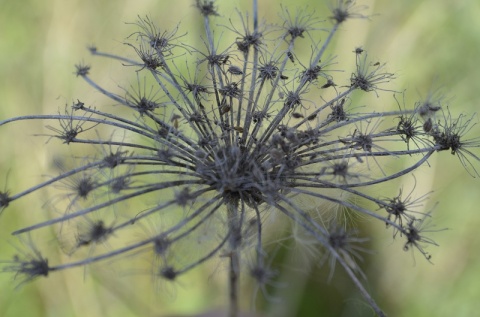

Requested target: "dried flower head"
[
  {"left": 2, "top": 237, "right": 52, "bottom": 287},
  {"left": 1, "top": 1, "right": 478, "bottom": 317}
]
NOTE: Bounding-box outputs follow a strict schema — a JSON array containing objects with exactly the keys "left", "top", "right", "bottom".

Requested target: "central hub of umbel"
[{"left": 196, "top": 145, "right": 264, "bottom": 206}]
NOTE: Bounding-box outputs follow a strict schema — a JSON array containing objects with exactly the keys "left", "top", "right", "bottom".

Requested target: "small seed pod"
[{"left": 228, "top": 65, "right": 243, "bottom": 75}]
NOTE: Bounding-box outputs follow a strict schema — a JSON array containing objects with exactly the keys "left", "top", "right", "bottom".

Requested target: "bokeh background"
[{"left": 1, "top": 0, "right": 480, "bottom": 316}]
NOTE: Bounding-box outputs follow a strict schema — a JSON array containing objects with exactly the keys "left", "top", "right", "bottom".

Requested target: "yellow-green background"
[{"left": 1, "top": 0, "right": 480, "bottom": 316}]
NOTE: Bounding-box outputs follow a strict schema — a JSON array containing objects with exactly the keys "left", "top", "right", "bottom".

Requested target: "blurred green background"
[{"left": 1, "top": 0, "right": 480, "bottom": 316}]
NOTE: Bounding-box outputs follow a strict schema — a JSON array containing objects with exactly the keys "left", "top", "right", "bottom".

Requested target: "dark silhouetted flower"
[{"left": 1, "top": 1, "right": 478, "bottom": 316}]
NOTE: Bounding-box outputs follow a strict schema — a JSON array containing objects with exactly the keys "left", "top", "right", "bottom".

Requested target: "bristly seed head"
[
  {"left": 75, "top": 63, "right": 90, "bottom": 77},
  {"left": 0, "top": 190, "right": 11, "bottom": 212},
  {"left": 3, "top": 240, "right": 51, "bottom": 285},
  {"left": 0, "top": 2, "right": 478, "bottom": 317},
  {"left": 195, "top": 0, "right": 219, "bottom": 17},
  {"left": 159, "top": 266, "right": 177, "bottom": 280},
  {"left": 76, "top": 220, "right": 113, "bottom": 247}
]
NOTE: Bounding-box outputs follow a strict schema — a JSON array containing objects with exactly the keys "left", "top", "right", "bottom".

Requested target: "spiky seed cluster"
[
  {"left": 0, "top": 190, "right": 11, "bottom": 213},
  {"left": 1, "top": 1, "right": 479, "bottom": 316},
  {"left": 2, "top": 239, "right": 53, "bottom": 286}
]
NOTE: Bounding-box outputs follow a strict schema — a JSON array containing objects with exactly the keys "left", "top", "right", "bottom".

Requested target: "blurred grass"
[{"left": 1, "top": 0, "right": 480, "bottom": 316}]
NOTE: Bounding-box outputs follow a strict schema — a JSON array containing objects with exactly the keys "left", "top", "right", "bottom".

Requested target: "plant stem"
[
  {"left": 227, "top": 202, "right": 241, "bottom": 317},
  {"left": 229, "top": 249, "right": 240, "bottom": 317}
]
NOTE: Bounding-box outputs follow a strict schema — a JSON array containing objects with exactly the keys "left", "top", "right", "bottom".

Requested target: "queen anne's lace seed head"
[{"left": 1, "top": 1, "right": 479, "bottom": 316}]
